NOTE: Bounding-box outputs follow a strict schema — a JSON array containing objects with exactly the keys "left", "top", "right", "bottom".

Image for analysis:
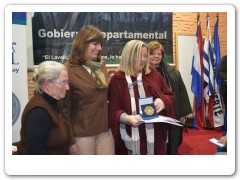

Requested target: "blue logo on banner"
[{"left": 12, "top": 92, "right": 21, "bottom": 126}]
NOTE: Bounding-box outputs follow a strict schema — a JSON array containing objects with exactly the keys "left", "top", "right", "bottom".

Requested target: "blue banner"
[{"left": 12, "top": 12, "right": 26, "bottom": 25}]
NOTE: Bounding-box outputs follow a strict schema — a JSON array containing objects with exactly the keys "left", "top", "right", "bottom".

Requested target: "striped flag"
[
  {"left": 203, "top": 16, "right": 214, "bottom": 101},
  {"left": 208, "top": 16, "right": 224, "bottom": 127},
  {"left": 191, "top": 20, "right": 205, "bottom": 129}
]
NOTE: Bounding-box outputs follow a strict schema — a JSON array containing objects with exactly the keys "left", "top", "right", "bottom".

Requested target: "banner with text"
[
  {"left": 32, "top": 12, "right": 173, "bottom": 66},
  {"left": 12, "top": 12, "right": 29, "bottom": 143}
]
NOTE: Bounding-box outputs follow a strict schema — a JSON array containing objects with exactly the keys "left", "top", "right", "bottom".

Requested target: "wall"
[
  {"left": 173, "top": 12, "right": 227, "bottom": 68},
  {"left": 27, "top": 12, "right": 227, "bottom": 100}
]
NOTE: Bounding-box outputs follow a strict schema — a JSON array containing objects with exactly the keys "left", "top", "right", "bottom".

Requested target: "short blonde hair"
[
  {"left": 147, "top": 40, "right": 165, "bottom": 59},
  {"left": 119, "top": 40, "right": 150, "bottom": 76}
]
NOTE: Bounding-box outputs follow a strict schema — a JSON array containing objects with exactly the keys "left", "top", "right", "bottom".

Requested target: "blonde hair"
[
  {"left": 119, "top": 40, "right": 150, "bottom": 76},
  {"left": 33, "top": 61, "right": 67, "bottom": 93},
  {"left": 147, "top": 40, "right": 165, "bottom": 59}
]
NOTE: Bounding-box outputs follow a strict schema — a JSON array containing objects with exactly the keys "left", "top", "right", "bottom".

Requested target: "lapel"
[
  {"left": 68, "top": 61, "right": 99, "bottom": 88},
  {"left": 165, "top": 62, "right": 175, "bottom": 74}
]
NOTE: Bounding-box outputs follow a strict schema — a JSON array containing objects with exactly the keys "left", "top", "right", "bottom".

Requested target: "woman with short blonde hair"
[
  {"left": 119, "top": 40, "right": 151, "bottom": 76},
  {"left": 108, "top": 40, "right": 175, "bottom": 155}
]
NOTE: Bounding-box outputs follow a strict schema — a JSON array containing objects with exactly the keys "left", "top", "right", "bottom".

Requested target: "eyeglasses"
[{"left": 53, "top": 80, "right": 69, "bottom": 86}]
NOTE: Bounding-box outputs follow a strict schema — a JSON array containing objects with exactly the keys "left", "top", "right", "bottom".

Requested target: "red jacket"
[{"left": 108, "top": 66, "right": 175, "bottom": 155}]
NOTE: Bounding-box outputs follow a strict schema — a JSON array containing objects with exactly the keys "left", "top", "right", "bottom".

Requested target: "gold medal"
[{"left": 144, "top": 106, "right": 154, "bottom": 116}]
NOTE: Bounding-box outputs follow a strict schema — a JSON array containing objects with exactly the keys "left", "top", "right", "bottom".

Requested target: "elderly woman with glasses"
[
  {"left": 108, "top": 40, "right": 175, "bottom": 155},
  {"left": 14, "top": 61, "right": 79, "bottom": 155}
]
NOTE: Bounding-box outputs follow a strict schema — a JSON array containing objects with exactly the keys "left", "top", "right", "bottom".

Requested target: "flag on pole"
[
  {"left": 214, "top": 15, "right": 222, "bottom": 89},
  {"left": 203, "top": 15, "right": 214, "bottom": 101},
  {"left": 191, "top": 18, "right": 205, "bottom": 129},
  {"left": 208, "top": 15, "right": 224, "bottom": 127},
  {"left": 203, "top": 15, "right": 215, "bottom": 128}
]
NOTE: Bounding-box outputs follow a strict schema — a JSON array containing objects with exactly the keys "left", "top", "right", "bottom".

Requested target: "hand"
[
  {"left": 126, "top": 115, "right": 143, "bottom": 127},
  {"left": 180, "top": 117, "right": 186, "bottom": 124},
  {"left": 154, "top": 98, "right": 165, "bottom": 113},
  {"left": 69, "top": 143, "right": 81, "bottom": 155},
  {"left": 219, "top": 135, "right": 227, "bottom": 147}
]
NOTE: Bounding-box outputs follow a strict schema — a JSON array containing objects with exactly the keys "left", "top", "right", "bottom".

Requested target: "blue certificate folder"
[{"left": 139, "top": 97, "right": 159, "bottom": 120}]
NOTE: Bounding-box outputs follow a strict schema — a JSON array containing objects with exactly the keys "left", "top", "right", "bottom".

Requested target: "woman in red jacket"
[{"left": 108, "top": 40, "right": 175, "bottom": 155}]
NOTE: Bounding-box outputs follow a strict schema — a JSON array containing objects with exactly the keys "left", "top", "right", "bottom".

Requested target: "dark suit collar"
[{"left": 162, "top": 62, "right": 175, "bottom": 73}]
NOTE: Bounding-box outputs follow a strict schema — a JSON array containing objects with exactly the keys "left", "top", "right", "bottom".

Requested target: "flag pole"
[
  {"left": 204, "top": 13, "right": 209, "bottom": 128},
  {"left": 192, "top": 12, "right": 200, "bottom": 128},
  {"left": 192, "top": 12, "right": 200, "bottom": 123},
  {"left": 197, "top": 12, "right": 200, "bottom": 24}
]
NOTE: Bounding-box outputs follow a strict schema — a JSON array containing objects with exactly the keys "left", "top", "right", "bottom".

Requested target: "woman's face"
[
  {"left": 135, "top": 46, "right": 148, "bottom": 72},
  {"left": 149, "top": 48, "right": 163, "bottom": 66},
  {"left": 84, "top": 42, "right": 102, "bottom": 61},
  {"left": 49, "top": 69, "right": 69, "bottom": 100}
]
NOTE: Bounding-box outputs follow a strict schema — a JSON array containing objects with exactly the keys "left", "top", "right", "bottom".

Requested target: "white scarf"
[{"left": 120, "top": 72, "right": 154, "bottom": 155}]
